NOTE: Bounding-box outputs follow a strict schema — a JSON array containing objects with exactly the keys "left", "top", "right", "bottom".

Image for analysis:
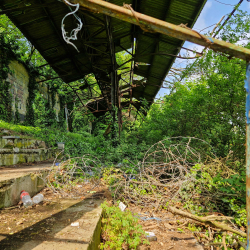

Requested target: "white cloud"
[
  {"left": 188, "top": 43, "right": 204, "bottom": 52},
  {"left": 249, "top": 2, "right": 250, "bottom": 9},
  {"left": 182, "top": 43, "right": 204, "bottom": 59},
  {"left": 184, "top": 1, "right": 213, "bottom": 56},
  {"left": 193, "top": 1, "right": 212, "bottom": 31}
]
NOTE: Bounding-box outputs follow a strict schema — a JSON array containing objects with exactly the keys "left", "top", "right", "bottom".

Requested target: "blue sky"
[{"left": 156, "top": 0, "right": 250, "bottom": 98}]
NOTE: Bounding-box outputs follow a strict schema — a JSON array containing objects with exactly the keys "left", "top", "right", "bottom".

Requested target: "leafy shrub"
[
  {"left": 100, "top": 201, "right": 149, "bottom": 250},
  {"left": 181, "top": 158, "right": 246, "bottom": 228},
  {"left": 0, "top": 120, "right": 149, "bottom": 164}
]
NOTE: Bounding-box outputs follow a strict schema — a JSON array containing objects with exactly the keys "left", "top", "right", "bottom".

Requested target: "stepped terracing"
[{"left": 0, "top": 135, "right": 55, "bottom": 166}]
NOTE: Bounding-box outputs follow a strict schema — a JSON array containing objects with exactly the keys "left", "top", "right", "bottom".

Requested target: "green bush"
[{"left": 100, "top": 201, "right": 149, "bottom": 250}]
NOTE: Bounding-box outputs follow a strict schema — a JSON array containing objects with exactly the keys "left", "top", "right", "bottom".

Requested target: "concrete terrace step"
[
  {"left": 0, "top": 163, "right": 103, "bottom": 250},
  {"left": 0, "top": 198, "right": 102, "bottom": 250},
  {"left": 0, "top": 148, "right": 55, "bottom": 166},
  {"left": 0, "top": 137, "right": 46, "bottom": 149},
  {"left": 0, "top": 137, "right": 57, "bottom": 166},
  {"left": 0, "top": 163, "right": 52, "bottom": 208}
]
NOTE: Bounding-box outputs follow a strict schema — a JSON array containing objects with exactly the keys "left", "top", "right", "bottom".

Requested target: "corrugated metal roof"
[{"left": 0, "top": 0, "right": 207, "bottom": 114}]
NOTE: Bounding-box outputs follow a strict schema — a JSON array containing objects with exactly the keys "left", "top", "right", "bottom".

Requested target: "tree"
[{"left": 138, "top": 10, "right": 250, "bottom": 160}]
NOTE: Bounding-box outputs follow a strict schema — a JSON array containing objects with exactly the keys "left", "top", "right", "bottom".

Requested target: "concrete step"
[
  {"left": 0, "top": 198, "right": 102, "bottom": 250},
  {"left": 0, "top": 148, "right": 56, "bottom": 166},
  {"left": 0, "top": 163, "right": 52, "bottom": 208},
  {"left": 0, "top": 137, "right": 46, "bottom": 150}
]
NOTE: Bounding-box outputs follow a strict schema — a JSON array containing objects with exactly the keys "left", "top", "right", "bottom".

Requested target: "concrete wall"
[
  {"left": 38, "top": 82, "right": 61, "bottom": 121},
  {"left": 8, "top": 61, "right": 29, "bottom": 121},
  {"left": 0, "top": 171, "right": 47, "bottom": 208},
  {"left": 6, "top": 60, "right": 60, "bottom": 121},
  {"left": 0, "top": 137, "right": 58, "bottom": 166}
]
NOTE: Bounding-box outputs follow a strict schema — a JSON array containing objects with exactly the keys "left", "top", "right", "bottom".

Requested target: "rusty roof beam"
[{"left": 69, "top": 0, "right": 250, "bottom": 61}]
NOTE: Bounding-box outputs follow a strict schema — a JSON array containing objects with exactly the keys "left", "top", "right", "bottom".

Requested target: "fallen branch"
[
  {"left": 204, "top": 215, "right": 234, "bottom": 221},
  {"left": 168, "top": 206, "right": 246, "bottom": 238},
  {"left": 232, "top": 236, "right": 247, "bottom": 249},
  {"left": 222, "top": 232, "right": 227, "bottom": 250},
  {"left": 194, "top": 232, "right": 210, "bottom": 241}
]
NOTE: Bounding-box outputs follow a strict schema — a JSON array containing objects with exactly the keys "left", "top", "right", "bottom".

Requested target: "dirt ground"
[
  {"left": 0, "top": 160, "right": 54, "bottom": 181},
  {"left": 0, "top": 183, "right": 110, "bottom": 250},
  {"left": 0, "top": 182, "right": 205, "bottom": 250},
  {"left": 128, "top": 205, "right": 204, "bottom": 250}
]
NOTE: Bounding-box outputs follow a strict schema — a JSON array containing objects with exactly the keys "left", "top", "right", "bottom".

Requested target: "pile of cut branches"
[
  {"left": 104, "top": 138, "right": 214, "bottom": 208},
  {"left": 39, "top": 154, "right": 103, "bottom": 198}
]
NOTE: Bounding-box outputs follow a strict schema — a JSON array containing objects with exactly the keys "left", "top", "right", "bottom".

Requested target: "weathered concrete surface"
[
  {"left": 0, "top": 163, "right": 52, "bottom": 208},
  {"left": 8, "top": 59, "right": 61, "bottom": 121},
  {"left": 0, "top": 137, "right": 57, "bottom": 166},
  {"left": 0, "top": 148, "right": 55, "bottom": 166},
  {"left": 0, "top": 138, "right": 46, "bottom": 149},
  {"left": 0, "top": 199, "right": 103, "bottom": 250},
  {"left": 8, "top": 60, "right": 29, "bottom": 119},
  {"left": 0, "top": 163, "right": 52, "bottom": 181}
]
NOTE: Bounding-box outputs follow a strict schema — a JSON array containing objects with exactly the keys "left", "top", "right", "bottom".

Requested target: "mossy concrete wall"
[
  {"left": 87, "top": 208, "right": 103, "bottom": 250},
  {"left": 0, "top": 138, "right": 56, "bottom": 166},
  {"left": 0, "top": 148, "right": 55, "bottom": 166},
  {"left": 8, "top": 60, "right": 29, "bottom": 120},
  {"left": 0, "top": 171, "right": 47, "bottom": 208},
  {"left": 7, "top": 60, "right": 60, "bottom": 121},
  {"left": 0, "top": 138, "right": 46, "bottom": 149}
]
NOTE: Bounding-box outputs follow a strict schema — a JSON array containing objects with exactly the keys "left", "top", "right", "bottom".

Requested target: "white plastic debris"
[
  {"left": 119, "top": 202, "right": 126, "bottom": 212},
  {"left": 145, "top": 231, "right": 157, "bottom": 241},
  {"left": 71, "top": 222, "right": 79, "bottom": 227},
  {"left": 32, "top": 194, "right": 44, "bottom": 204}
]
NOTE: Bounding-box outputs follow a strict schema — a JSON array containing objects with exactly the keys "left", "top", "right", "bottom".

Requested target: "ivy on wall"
[
  {"left": 0, "top": 35, "right": 19, "bottom": 123},
  {"left": 25, "top": 68, "right": 39, "bottom": 126},
  {"left": 0, "top": 33, "right": 63, "bottom": 127},
  {"left": 14, "top": 96, "right": 20, "bottom": 124}
]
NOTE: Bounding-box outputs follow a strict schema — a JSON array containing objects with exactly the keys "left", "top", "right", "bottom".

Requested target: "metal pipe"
[
  {"left": 247, "top": 123, "right": 250, "bottom": 249},
  {"left": 246, "top": 63, "right": 250, "bottom": 250},
  {"left": 70, "top": 0, "right": 250, "bottom": 61}
]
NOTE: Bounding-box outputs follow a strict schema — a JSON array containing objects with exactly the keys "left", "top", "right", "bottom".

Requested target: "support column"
[
  {"left": 110, "top": 70, "right": 116, "bottom": 140},
  {"left": 106, "top": 16, "right": 119, "bottom": 143}
]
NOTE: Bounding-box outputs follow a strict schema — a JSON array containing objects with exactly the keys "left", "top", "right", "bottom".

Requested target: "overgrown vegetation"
[
  {"left": 100, "top": 201, "right": 149, "bottom": 250},
  {"left": 139, "top": 10, "right": 249, "bottom": 161}
]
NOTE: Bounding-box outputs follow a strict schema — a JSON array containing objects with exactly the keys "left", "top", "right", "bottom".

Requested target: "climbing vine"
[
  {"left": 14, "top": 96, "right": 20, "bottom": 124},
  {"left": 57, "top": 93, "right": 66, "bottom": 128},
  {"left": 25, "top": 67, "right": 39, "bottom": 126},
  {"left": 0, "top": 35, "right": 16, "bottom": 122},
  {"left": 0, "top": 31, "right": 64, "bottom": 127}
]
